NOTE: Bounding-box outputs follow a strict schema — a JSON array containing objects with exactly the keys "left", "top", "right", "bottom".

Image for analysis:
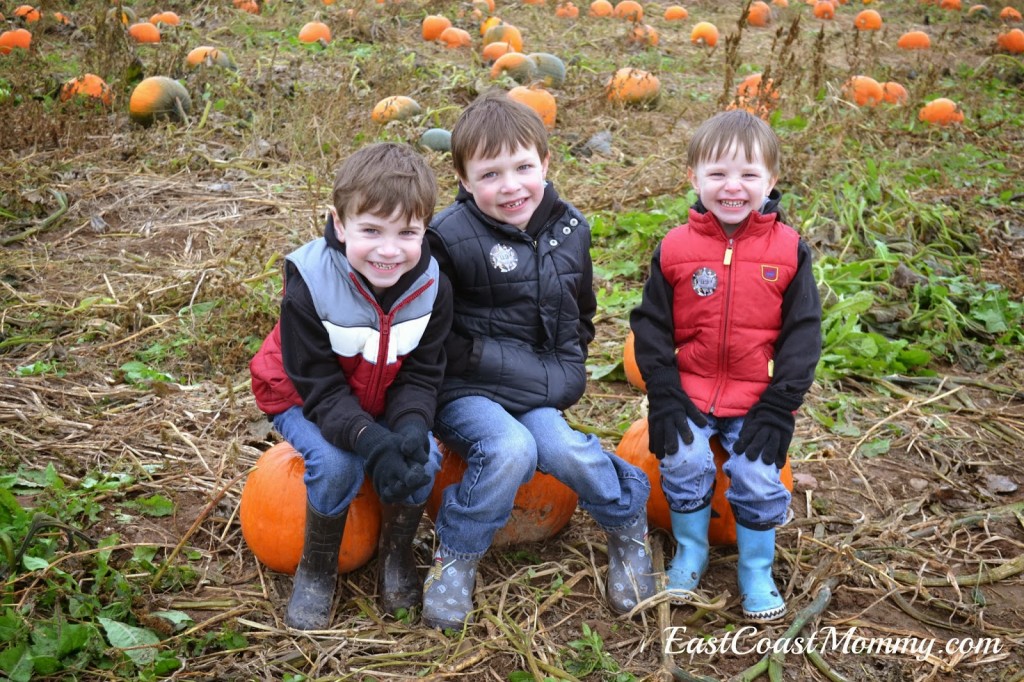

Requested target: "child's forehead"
[
  {"left": 699, "top": 138, "right": 766, "bottom": 165},
  {"left": 468, "top": 141, "right": 541, "bottom": 162}
]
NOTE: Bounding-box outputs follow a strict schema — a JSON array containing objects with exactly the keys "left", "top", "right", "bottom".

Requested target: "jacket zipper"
[{"left": 708, "top": 238, "right": 735, "bottom": 415}]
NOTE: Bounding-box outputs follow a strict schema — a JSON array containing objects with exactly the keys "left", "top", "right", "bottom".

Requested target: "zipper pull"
[
  {"left": 723, "top": 247, "right": 733, "bottom": 266},
  {"left": 768, "top": 359, "right": 774, "bottom": 378}
]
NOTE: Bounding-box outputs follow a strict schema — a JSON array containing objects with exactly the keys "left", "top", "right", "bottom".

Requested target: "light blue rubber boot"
[
  {"left": 735, "top": 524, "right": 786, "bottom": 621},
  {"left": 665, "top": 506, "right": 711, "bottom": 593}
]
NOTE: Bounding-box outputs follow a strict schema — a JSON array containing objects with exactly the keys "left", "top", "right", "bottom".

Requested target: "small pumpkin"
[
  {"left": 240, "top": 442, "right": 381, "bottom": 575},
  {"left": 896, "top": 30, "right": 931, "bottom": 49},
  {"left": 0, "top": 28, "right": 32, "bottom": 54},
  {"left": 298, "top": 21, "right": 331, "bottom": 44},
  {"left": 938, "top": 0, "right": 961, "bottom": 9},
  {"left": 612, "top": 0, "right": 644, "bottom": 21},
  {"left": 483, "top": 23, "right": 523, "bottom": 52},
  {"left": 615, "top": 418, "right": 795, "bottom": 546},
  {"left": 14, "top": 5, "right": 41, "bottom": 23},
  {"left": 919, "top": 97, "right": 964, "bottom": 125},
  {"left": 627, "top": 23, "right": 659, "bottom": 47},
  {"left": 127, "top": 21, "right": 161, "bottom": 43},
  {"left": 527, "top": 52, "right": 566, "bottom": 88},
  {"left": 747, "top": 1, "right": 773, "bottom": 27},
  {"left": 966, "top": 4, "right": 992, "bottom": 19},
  {"left": 185, "top": 45, "right": 237, "bottom": 70},
  {"left": 736, "top": 72, "right": 778, "bottom": 102},
  {"left": 555, "top": 2, "right": 580, "bottom": 18},
  {"left": 129, "top": 76, "right": 192, "bottom": 126},
  {"left": 508, "top": 84, "right": 557, "bottom": 130},
  {"left": 844, "top": 75, "right": 883, "bottom": 106},
  {"left": 438, "top": 26, "right": 473, "bottom": 48},
  {"left": 481, "top": 40, "right": 516, "bottom": 62},
  {"left": 425, "top": 445, "right": 578, "bottom": 546},
  {"left": 422, "top": 15, "right": 452, "bottom": 41},
  {"left": 589, "top": 0, "right": 614, "bottom": 16},
  {"left": 606, "top": 66, "right": 660, "bottom": 105},
  {"left": 997, "top": 27, "right": 1024, "bottom": 53},
  {"left": 52, "top": 11, "right": 71, "bottom": 24},
  {"left": 491, "top": 51, "right": 537, "bottom": 82},
  {"left": 1000, "top": 6, "right": 1023, "bottom": 22},
  {"left": 812, "top": 0, "right": 835, "bottom": 19},
  {"left": 690, "top": 21, "right": 719, "bottom": 47},
  {"left": 480, "top": 16, "right": 503, "bottom": 36},
  {"left": 853, "top": 9, "right": 882, "bottom": 30},
  {"left": 149, "top": 11, "right": 180, "bottom": 26},
  {"left": 235, "top": 0, "right": 260, "bottom": 14},
  {"left": 623, "top": 331, "right": 646, "bottom": 392},
  {"left": 59, "top": 73, "right": 113, "bottom": 107},
  {"left": 663, "top": 5, "right": 689, "bottom": 20},
  {"left": 372, "top": 95, "right": 422, "bottom": 123},
  {"left": 881, "top": 81, "right": 908, "bottom": 105},
  {"left": 419, "top": 127, "right": 453, "bottom": 153},
  {"left": 772, "top": 0, "right": 789, "bottom": 7}
]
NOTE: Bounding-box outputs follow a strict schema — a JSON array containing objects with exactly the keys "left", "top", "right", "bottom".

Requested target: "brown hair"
[
  {"left": 686, "top": 109, "right": 781, "bottom": 178},
  {"left": 450, "top": 89, "right": 549, "bottom": 179},
  {"left": 332, "top": 143, "right": 437, "bottom": 224}
]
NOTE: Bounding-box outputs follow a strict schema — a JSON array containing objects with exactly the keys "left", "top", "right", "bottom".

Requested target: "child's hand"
[
  {"left": 395, "top": 422, "right": 431, "bottom": 466},
  {"left": 357, "top": 425, "right": 432, "bottom": 503},
  {"left": 645, "top": 368, "right": 708, "bottom": 459},
  {"left": 734, "top": 401, "right": 795, "bottom": 468}
]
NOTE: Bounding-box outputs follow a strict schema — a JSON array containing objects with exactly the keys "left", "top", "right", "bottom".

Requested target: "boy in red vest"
[
  {"left": 250, "top": 143, "right": 453, "bottom": 629},
  {"left": 630, "top": 110, "right": 821, "bottom": 621}
]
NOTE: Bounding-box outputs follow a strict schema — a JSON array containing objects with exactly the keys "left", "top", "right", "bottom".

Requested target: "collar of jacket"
[
  {"left": 690, "top": 188, "right": 786, "bottom": 238},
  {"left": 322, "top": 211, "right": 434, "bottom": 311}
]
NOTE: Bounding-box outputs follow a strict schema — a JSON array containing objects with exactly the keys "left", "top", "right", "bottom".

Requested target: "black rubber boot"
[
  {"left": 285, "top": 502, "right": 347, "bottom": 630},
  {"left": 377, "top": 503, "right": 426, "bottom": 616}
]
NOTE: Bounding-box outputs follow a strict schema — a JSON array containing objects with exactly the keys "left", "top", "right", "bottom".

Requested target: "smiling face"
[
  {"left": 459, "top": 143, "right": 550, "bottom": 231},
  {"left": 330, "top": 204, "right": 424, "bottom": 295},
  {"left": 688, "top": 140, "right": 777, "bottom": 236}
]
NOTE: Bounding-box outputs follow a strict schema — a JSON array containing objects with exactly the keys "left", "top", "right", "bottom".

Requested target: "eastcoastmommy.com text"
[{"left": 664, "top": 626, "right": 1003, "bottom": 662}]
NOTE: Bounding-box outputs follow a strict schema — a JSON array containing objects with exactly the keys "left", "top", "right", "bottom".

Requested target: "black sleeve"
[
  {"left": 384, "top": 273, "right": 454, "bottom": 431},
  {"left": 629, "top": 244, "right": 679, "bottom": 382},
  {"left": 578, "top": 226, "right": 597, "bottom": 358},
  {"left": 279, "top": 264, "right": 374, "bottom": 451},
  {"left": 764, "top": 240, "right": 822, "bottom": 406}
]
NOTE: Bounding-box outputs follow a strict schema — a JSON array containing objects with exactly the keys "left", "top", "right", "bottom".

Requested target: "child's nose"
[{"left": 378, "top": 238, "right": 401, "bottom": 256}]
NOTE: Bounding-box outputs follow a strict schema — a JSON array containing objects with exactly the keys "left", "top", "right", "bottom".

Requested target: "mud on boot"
[
  {"left": 735, "top": 524, "right": 786, "bottom": 621},
  {"left": 666, "top": 505, "right": 711, "bottom": 593},
  {"left": 285, "top": 502, "right": 346, "bottom": 630},
  {"left": 377, "top": 503, "right": 426, "bottom": 616},
  {"left": 422, "top": 547, "right": 478, "bottom": 630},
  {"left": 604, "top": 515, "right": 656, "bottom": 614}
]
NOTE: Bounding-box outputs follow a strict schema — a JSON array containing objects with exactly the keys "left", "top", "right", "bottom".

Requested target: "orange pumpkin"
[
  {"left": 129, "top": 76, "right": 192, "bottom": 125},
  {"left": 1001, "top": 6, "right": 1023, "bottom": 22},
  {"left": 589, "top": 0, "right": 614, "bottom": 16},
  {"left": 480, "top": 16, "right": 503, "bottom": 35},
  {"left": 185, "top": 45, "right": 237, "bottom": 69},
  {"left": 812, "top": 0, "right": 835, "bottom": 19},
  {"left": 491, "top": 51, "right": 536, "bottom": 82},
  {"left": 59, "top": 73, "right": 113, "bottom": 107},
  {"left": 298, "top": 21, "right": 331, "bottom": 43},
  {"left": 555, "top": 2, "right": 580, "bottom": 18},
  {"left": 627, "top": 23, "right": 659, "bottom": 47},
  {"left": 736, "top": 72, "right": 779, "bottom": 102},
  {"left": 483, "top": 23, "right": 524, "bottom": 52},
  {"left": 844, "top": 75, "right": 883, "bottom": 106},
  {"left": 508, "top": 84, "right": 557, "bottom": 129},
  {"left": 0, "top": 28, "right": 32, "bottom": 54},
  {"left": 149, "top": 11, "right": 180, "bottom": 26},
  {"left": 747, "top": 1, "right": 772, "bottom": 27},
  {"left": 966, "top": 4, "right": 992, "bottom": 18},
  {"left": 896, "top": 30, "right": 931, "bottom": 49},
  {"left": 853, "top": 9, "right": 882, "bottom": 30},
  {"left": 663, "top": 5, "right": 689, "bottom": 20},
  {"left": 240, "top": 443, "right": 381, "bottom": 575},
  {"left": 690, "top": 21, "right": 719, "bottom": 47},
  {"left": 881, "top": 81, "right": 908, "bottom": 105},
  {"left": 772, "top": 0, "right": 789, "bottom": 7},
  {"left": 623, "top": 331, "right": 646, "bottom": 392},
  {"left": 606, "top": 67, "right": 660, "bottom": 105},
  {"left": 615, "top": 418, "right": 795, "bottom": 546},
  {"left": 481, "top": 40, "right": 516, "bottom": 62},
  {"left": 14, "top": 5, "right": 40, "bottom": 23},
  {"left": 422, "top": 15, "right": 452, "bottom": 41},
  {"left": 938, "top": 0, "right": 961, "bottom": 9},
  {"left": 371, "top": 95, "right": 422, "bottom": 123},
  {"left": 127, "top": 22, "right": 161, "bottom": 43},
  {"left": 612, "top": 0, "right": 643, "bottom": 21},
  {"left": 919, "top": 97, "right": 964, "bottom": 125},
  {"left": 438, "top": 26, "right": 473, "bottom": 48},
  {"left": 997, "top": 27, "right": 1024, "bottom": 53},
  {"left": 425, "top": 446, "right": 578, "bottom": 546}
]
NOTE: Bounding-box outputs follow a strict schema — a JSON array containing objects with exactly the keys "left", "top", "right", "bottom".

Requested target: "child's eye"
[
  {"left": 481, "top": 171, "right": 497, "bottom": 180},
  {"left": 517, "top": 164, "right": 533, "bottom": 172}
]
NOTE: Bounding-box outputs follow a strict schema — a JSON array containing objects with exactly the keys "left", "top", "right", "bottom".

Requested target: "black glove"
[
  {"left": 645, "top": 368, "right": 708, "bottom": 459},
  {"left": 356, "top": 424, "right": 430, "bottom": 503},
  {"left": 394, "top": 418, "right": 431, "bottom": 466},
  {"left": 734, "top": 392, "right": 798, "bottom": 468}
]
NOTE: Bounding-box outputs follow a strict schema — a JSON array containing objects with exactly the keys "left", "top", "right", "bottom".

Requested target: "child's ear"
[
  {"left": 687, "top": 167, "right": 698, "bottom": 191},
  {"left": 541, "top": 152, "right": 550, "bottom": 177},
  {"left": 766, "top": 175, "right": 778, "bottom": 197},
  {"left": 328, "top": 206, "right": 345, "bottom": 242}
]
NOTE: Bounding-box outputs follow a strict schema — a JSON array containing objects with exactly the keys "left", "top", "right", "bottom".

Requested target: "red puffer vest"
[{"left": 658, "top": 208, "right": 800, "bottom": 417}]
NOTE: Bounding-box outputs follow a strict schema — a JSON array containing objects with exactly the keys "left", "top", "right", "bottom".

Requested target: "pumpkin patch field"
[{"left": 2, "top": 0, "right": 1024, "bottom": 679}]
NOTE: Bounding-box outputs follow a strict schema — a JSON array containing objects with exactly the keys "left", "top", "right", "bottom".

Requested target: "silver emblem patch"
[
  {"left": 691, "top": 267, "right": 718, "bottom": 297},
  {"left": 490, "top": 243, "right": 518, "bottom": 273}
]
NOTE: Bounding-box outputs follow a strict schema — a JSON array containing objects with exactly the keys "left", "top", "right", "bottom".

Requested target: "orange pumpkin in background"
[
  {"left": 59, "top": 73, "right": 113, "bottom": 106},
  {"left": 422, "top": 14, "right": 452, "bottom": 41},
  {"left": 425, "top": 445, "right": 578, "bottom": 546},
  {"left": 690, "top": 21, "right": 719, "bottom": 47},
  {"left": 371, "top": 95, "right": 422, "bottom": 123},
  {"left": 508, "top": 84, "right": 557, "bottom": 129},
  {"left": 623, "top": 331, "right": 647, "bottom": 392},
  {"left": 897, "top": 30, "right": 931, "bottom": 49},
  {"left": 298, "top": 21, "right": 332, "bottom": 43},
  {"left": 0, "top": 27, "right": 32, "bottom": 54},
  {"left": 606, "top": 67, "right": 660, "bottom": 105},
  {"left": 127, "top": 21, "right": 161, "bottom": 43},
  {"left": 240, "top": 442, "right": 381, "bottom": 574},
  {"left": 129, "top": 76, "right": 192, "bottom": 125},
  {"left": 589, "top": 0, "right": 614, "bottom": 17},
  {"left": 616, "top": 418, "right": 795, "bottom": 546},
  {"left": 919, "top": 97, "right": 964, "bottom": 125}
]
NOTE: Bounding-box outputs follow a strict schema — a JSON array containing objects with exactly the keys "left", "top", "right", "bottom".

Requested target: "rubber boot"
[
  {"left": 604, "top": 514, "right": 656, "bottom": 614},
  {"left": 735, "top": 524, "right": 786, "bottom": 621},
  {"left": 421, "top": 546, "right": 479, "bottom": 630},
  {"left": 285, "top": 502, "right": 347, "bottom": 630},
  {"left": 665, "top": 505, "right": 712, "bottom": 593},
  {"left": 377, "top": 503, "right": 425, "bottom": 616}
]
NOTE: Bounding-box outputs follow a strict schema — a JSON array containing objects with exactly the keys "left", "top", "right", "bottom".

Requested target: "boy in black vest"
[
  {"left": 424, "top": 90, "right": 655, "bottom": 630},
  {"left": 250, "top": 143, "right": 453, "bottom": 629},
  {"left": 630, "top": 110, "right": 821, "bottom": 621}
]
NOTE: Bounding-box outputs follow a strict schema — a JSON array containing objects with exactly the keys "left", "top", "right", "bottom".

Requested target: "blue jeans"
[
  {"left": 433, "top": 396, "right": 650, "bottom": 559},
  {"left": 660, "top": 415, "right": 790, "bottom": 530},
  {"left": 272, "top": 406, "right": 442, "bottom": 516}
]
